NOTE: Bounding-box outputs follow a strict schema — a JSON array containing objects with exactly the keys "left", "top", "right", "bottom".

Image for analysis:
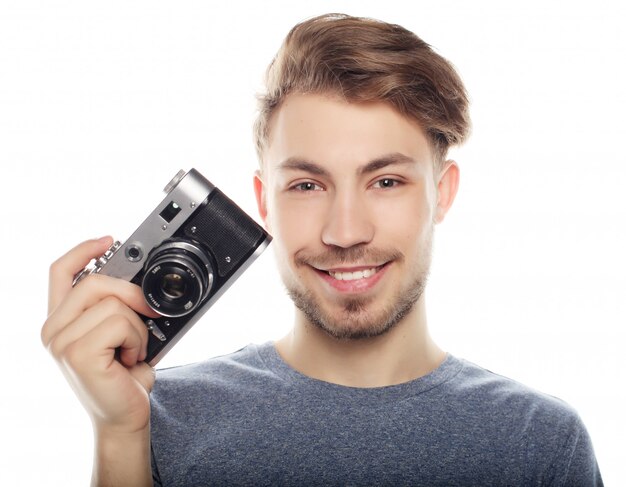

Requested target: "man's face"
[{"left": 254, "top": 94, "right": 457, "bottom": 340}]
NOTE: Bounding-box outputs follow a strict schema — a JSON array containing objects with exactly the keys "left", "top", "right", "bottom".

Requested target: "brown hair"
[{"left": 254, "top": 13, "right": 471, "bottom": 168}]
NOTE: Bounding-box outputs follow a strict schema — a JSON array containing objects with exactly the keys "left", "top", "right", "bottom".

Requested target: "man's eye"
[
  {"left": 292, "top": 182, "right": 322, "bottom": 191},
  {"left": 372, "top": 178, "right": 400, "bottom": 189}
]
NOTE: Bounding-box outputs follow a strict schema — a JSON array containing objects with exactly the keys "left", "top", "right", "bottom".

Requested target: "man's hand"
[{"left": 42, "top": 237, "right": 155, "bottom": 486}]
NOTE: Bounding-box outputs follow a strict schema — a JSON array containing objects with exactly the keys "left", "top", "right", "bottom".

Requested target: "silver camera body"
[{"left": 74, "top": 168, "right": 271, "bottom": 365}]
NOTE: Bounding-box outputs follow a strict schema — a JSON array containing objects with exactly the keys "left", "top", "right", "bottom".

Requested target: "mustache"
[{"left": 294, "top": 245, "right": 404, "bottom": 269}]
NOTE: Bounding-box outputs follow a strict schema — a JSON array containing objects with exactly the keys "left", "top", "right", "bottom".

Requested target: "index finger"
[{"left": 48, "top": 236, "right": 113, "bottom": 315}]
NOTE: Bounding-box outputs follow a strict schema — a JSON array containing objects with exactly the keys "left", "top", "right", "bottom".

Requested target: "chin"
[{"left": 288, "top": 284, "right": 423, "bottom": 341}]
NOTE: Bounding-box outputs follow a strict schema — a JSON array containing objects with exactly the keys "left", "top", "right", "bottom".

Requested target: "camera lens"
[
  {"left": 141, "top": 241, "right": 214, "bottom": 318},
  {"left": 161, "top": 273, "right": 186, "bottom": 299}
]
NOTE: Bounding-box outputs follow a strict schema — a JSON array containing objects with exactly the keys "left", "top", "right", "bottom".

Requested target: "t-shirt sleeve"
[{"left": 554, "top": 414, "right": 603, "bottom": 487}]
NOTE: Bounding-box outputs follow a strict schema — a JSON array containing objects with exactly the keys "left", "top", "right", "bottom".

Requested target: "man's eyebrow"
[
  {"left": 358, "top": 152, "right": 417, "bottom": 175},
  {"left": 276, "top": 152, "right": 417, "bottom": 176},
  {"left": 277, "top": 157, "right": 330, "bottom": 176}
]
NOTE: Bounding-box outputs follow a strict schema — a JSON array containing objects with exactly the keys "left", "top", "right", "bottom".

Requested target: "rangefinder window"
[{"left": 160, "top": 201, "right": 182, "bottom": 223}]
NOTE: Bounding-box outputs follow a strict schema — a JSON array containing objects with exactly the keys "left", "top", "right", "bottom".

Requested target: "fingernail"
[{"left": 97, "top": 236, "right": 111, "bottom": 243}]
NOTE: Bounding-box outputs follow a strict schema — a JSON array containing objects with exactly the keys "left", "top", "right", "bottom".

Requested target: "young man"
[{"left": 42, "top": 13, "right": 602, "bottom": 486}]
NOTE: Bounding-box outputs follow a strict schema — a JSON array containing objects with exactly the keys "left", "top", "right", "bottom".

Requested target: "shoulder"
[
  {"left": 151, "top": 342, "right": 276, "bottom": 402},
  {"left": 451, "top": 357, "right": 580, "bottom": 421},
  {"left": 155, "top": 342, "right": 265, "bottom": 377},
  {"left": 446, "top": 357, "right": 602, "bottom": 483},
  {"left": 448, "top": 359, "right": 573, "bottom": 406},
  {"left": 450, "top": 357, "right": 596, "bottom": 465}
]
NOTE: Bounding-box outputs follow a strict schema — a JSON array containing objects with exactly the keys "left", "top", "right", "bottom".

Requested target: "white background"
[{"left": 1, "top": 0, "right": 624, "bottom": 485}]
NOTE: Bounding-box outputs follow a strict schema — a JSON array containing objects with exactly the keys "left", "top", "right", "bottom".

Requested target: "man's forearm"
[{"left": 91, "top": 426, "right": 152, "bottom": 487}]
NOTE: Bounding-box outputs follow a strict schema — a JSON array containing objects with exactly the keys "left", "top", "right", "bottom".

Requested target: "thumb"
[{"left": 129, "top": 362, "right": 156, "bottom": 394}]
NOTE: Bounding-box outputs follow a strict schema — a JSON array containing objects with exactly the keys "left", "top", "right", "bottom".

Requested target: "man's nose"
[{"left": 321, "top": 191, "right": 374, "bottom": 248}]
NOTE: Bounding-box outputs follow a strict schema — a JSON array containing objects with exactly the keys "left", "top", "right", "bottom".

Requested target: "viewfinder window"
[{"left": 160, "top": 201, "right": 182, "bottom": 223}]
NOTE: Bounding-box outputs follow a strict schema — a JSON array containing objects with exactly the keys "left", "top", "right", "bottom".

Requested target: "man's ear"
[
  {"left": 434, "top": 160, "right": 460, "bottom": 224},
  {"left": 253, "top": 170, "right": 270, "bottom": 230}
]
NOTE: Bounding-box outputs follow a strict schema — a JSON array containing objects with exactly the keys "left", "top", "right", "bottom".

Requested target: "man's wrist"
[{"left": 92, "top": 425, "right": 152, "bottom": 487}]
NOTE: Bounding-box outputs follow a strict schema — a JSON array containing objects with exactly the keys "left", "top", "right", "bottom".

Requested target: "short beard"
[{"left": 284, "top": 241, "right": 431, "bottom": 341}]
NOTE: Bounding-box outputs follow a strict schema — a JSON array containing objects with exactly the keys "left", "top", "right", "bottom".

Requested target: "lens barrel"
[{"left": 142, "top": 241, "right": 213, "bottom": 317}]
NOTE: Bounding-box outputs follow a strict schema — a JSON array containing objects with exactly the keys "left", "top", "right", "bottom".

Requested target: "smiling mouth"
[
  {"left": 326, "top": 266, "right": 383, "bottom": 281},
  {"left": 310, "top": 262, "right": 391, "bottom": 294}
]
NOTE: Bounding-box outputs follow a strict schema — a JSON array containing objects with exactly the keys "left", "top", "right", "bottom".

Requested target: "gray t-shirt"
[{"left": 150, "top": 342, "right": 602, "bottom": 486}]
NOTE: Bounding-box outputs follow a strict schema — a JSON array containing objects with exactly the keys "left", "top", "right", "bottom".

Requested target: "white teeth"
[{"left": 328, "top": 267, "right": 378, "bottom": 281}]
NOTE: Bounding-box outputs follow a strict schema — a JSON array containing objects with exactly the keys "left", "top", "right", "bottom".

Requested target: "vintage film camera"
[{"left": 73, "top": 169, "right": 271, "bottom": 365}]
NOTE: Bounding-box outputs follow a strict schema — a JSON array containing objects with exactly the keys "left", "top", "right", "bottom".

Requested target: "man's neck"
[{"left": 274, "top": 299, "right": 445, "bottom": 388}]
